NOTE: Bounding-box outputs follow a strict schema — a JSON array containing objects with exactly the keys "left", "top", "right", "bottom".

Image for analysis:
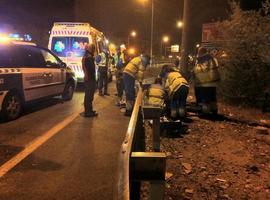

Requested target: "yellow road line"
[{"left": 0, "top": 109, "right": 82, "bottom": 178}]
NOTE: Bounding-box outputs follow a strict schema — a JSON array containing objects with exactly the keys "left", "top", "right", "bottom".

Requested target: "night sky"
[{"left": 0, "top": 0, "right": 262, "bottom": 53}]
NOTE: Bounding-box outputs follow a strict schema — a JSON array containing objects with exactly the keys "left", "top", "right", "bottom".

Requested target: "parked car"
[{"left": 0, "top": 40, "right": 77, "bottom": 121}]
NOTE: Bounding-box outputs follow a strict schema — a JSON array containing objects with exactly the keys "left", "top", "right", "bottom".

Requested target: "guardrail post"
[
  {"left": 133, "top": 107, "right": 145, "bottom": 152},
  {"left": 150, "top": 181, "right": 165, "bottom": 200},
  {"left": 142, "top": 105, "right": 162, "bottom": 152},
  {"left": 153, "top": 118, "right": 160, "bottom": 152},
  {"left": 130, "top": 181, "right": 141, "bottom": 200}
]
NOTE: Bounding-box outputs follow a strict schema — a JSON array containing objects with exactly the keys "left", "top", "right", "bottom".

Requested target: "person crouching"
[
  {"left": 160, "top": 65, "right": 189, "bottom": 119},
  {"left": 145, "top": 77, "right": 166, "bottom": 108}
]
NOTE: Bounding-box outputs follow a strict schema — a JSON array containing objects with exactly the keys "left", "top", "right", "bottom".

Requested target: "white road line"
[{"left": 0, "top": 109, "right": 82, "bottom": 178}]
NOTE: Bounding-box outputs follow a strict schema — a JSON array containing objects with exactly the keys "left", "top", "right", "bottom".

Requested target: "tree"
[{"left": 218, "top": 2, "right": 270, "bottom": 105}]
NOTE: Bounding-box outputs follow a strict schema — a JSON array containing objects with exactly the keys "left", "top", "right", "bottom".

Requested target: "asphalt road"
[{"left": 0, "top": 84, "right": 129, "bottom": 200}]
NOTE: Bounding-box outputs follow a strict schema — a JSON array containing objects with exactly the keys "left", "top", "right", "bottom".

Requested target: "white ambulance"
[{"left": 48, "top": 22, "right": 108, "bottom": 82}]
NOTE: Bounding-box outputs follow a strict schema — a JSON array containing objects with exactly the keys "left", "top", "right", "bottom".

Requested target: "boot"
[
  {"left": 178, "top": 106, "right": 186, "bottom": 118},
  {"left": 170, "top": 107, "right": 177, "bottom": 119},
  {"left": 125, "top": 100, "right": 133, "bottom": 116}
]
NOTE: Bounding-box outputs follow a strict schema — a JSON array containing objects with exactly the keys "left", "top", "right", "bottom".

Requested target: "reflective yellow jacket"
[
  {"left": 194, "top": 55, "right": 220, "bottom": 87},
  {"left": 123, "top": 56, "right": 145, "bottom": 82},
  {"left": 165, "top": 71, "right": 189, "bottom": 97},
  {"left": 146, "top": 84, "right": 165, "bottom": 106}
]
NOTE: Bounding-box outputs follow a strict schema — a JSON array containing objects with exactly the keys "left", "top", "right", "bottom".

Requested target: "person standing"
[
  {"left": 97, "top": 48, "right": 110, "bottom": 96},
  {"left": 123, "top": 54, "right": 150, "bottom": 116},
  {"left": 82, "top": 44, "right": 98, "bottom": 117},
  {"left": 114, "top": 47, "right": 129, "bottom": 106},
  {"left": 193, "top": 47, "right": 220, "bottom": 115}
]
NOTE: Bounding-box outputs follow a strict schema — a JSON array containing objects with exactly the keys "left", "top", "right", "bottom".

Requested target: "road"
[{"left": 0, "top": 84, "right": 129, "bottom": 200}]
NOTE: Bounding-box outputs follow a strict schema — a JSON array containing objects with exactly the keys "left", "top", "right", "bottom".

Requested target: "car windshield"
[{"left": 51, "top": 37, "right": 89, "bottom": 58}]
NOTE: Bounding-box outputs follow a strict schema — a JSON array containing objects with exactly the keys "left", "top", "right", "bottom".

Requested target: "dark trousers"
[
  {"left": 195, "top": 86, "right": 217, "bottom": 104},
  {"left": 123, "top": 73, "right": 135, "bottom": 101},
  {"left": 116, "top": 70, "right": 124, "bottom": 98},
  {"left": 84, "top": 80, "right": 96, "bottom": 114},
  {"left": 98, "top": 67, "right": 108, "bottom": 94},
  {"left": 170, "top": 85, "right": 189, "bottom": 108}
]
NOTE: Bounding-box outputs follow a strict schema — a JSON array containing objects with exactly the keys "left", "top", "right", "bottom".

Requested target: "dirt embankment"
[{"left": 143, "top": 101, "right": 270, "bottom": 200}]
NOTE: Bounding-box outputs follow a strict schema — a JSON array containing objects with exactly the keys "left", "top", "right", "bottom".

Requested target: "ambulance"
[{"left": 48, "top": 22, "right": 108, "bottom": 82}]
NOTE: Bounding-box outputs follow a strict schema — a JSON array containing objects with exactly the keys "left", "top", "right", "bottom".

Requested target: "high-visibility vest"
[
  {"left": 194, "top": 56, "right": 220, "bottom": 86},
  {"left": 123, "top": 56, "right": 145, "bottom": 82},
  {"left": 97, "top": 52, "right": 107, "bottom": 68},
  {"left": 146, "top": 84, "right": 165, "bottom": 106},
  {"left": 165, "top": 71, "right": 189, "bottom": 97}
]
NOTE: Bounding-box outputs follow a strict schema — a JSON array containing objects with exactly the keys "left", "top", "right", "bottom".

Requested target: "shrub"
[{"left": 218, "top": 1, "right": 270, "bottom": 105}]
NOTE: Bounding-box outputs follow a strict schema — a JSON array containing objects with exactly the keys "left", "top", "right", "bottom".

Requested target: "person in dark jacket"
[{"left": 82, "top": 44, "right": 98, "bottom": 117}]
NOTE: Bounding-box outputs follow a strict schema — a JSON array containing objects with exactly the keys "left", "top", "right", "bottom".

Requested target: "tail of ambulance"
[{"left": 48, "top": 22, "right": 104, "bottom": 82}]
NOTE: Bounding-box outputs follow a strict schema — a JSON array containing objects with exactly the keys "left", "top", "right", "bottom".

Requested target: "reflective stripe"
[
  {"left": 0, "top": 68, "right": 21, "bottom": 74},
  {"left": 148, "top": 94, "right": 163, "bottom": 99},
  {"left": 51, "top": 31, "right": 90, "bottom": 36},
  {"left": 0, "top": 91, "right": 8, "bottom": 112}
]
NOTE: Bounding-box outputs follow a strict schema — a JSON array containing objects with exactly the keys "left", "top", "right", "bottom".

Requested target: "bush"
[{"left": 218, "top": 1, "right": 270, "bottom": 105}]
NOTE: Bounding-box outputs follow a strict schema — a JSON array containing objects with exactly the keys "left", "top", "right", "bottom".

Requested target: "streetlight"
[
  {"left": 163, "top": 36, "right": 169, "bottom": 43},
  {"left": 128, "top": 30, "right": 137, "bottom": 47},
  {"left": 161, "top": 35, "right": 170, "bottom": 56},
  {"left": 137, "top": 0, "right": 154, "bottom": 65},
  {"left": 177, "top": 21, "right": 183, "bottom": 28}
]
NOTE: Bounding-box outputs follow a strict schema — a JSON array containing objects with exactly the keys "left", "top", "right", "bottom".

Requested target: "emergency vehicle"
[
  {"left": 0, "top": 37, "right": 77, "bottom": 121},
  {"left": 48, "top": 22, "right": 109, "bottom": 82}
]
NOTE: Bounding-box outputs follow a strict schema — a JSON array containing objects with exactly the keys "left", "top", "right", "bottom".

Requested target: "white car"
[{"left": 0, "top": 41, "right": 77, "bottom": 121}]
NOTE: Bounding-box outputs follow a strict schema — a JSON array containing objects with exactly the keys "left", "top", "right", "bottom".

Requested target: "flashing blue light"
[
  {"left": 24, "top": 34, "right": 32, "bottom": 41},
  {"left": 54, "top": 41, "right": 65, "bottom": 53},
  {"left": 9, "top": 33, "right": 20, "bottom": 39},
  {"left": 72, "top": 41, "right": 80, "bottom": 49}
]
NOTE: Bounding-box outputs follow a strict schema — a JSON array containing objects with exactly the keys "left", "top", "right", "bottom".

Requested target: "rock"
[
  {"left": 246, "top": 165, "right": 259, "bottom": 174},
  {"left": 254, "top": 186, "right": 263, "bottom": 192},
  {"left": 260, "top": 119, "right": 270, "bottom": 125},
  {"left": 166, "top": 152, "right": 172, "bottom": 157},
  {"left": 182, "top": 162, "right": 192, "bottom": 174},
  {"left": 254, "top": 126, "right": 269, "bottom": 135},
  {"left": 185, "top": 188, "right": 194, "bottom": 194},
  {"left": 216, "top": 178, "right": 227, "bottom": 182},
  {"left": 165, "top": 183, "right": 171, "bottom": 188},
  {"left": 220, "top": 124, "right": 226, "bottom": 129},
  {"left": 165, "top": 172, "right": 173, "bottom": 181}
]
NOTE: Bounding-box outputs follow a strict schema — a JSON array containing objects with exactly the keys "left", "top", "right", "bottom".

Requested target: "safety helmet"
[{"left": 141, "top": 54, "right": 151, "bottom": 67}]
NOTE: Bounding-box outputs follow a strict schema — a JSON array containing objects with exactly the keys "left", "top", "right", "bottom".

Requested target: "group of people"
[
  {"left": 81, "top": 43, "right": 219, "bottom": 119},
  {"left": 146, "top": 47, "right": 220, "bottom": 119},
  {"left": 81, "top": 43, "right": 151, "bottom": 117}
]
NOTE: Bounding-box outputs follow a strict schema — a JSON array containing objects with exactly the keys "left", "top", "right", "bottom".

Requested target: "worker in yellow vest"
[
  {"left": 145, "top": 77, "right": 166, "bottom": 107},
  {"left": 193, "top": 47, "right": 220, "bottom": 115},
  {"left": 160, "top": 65, "right": 189, "bottom": 119},
  {"left": 123, "top": 54, "right": 150, "bottom": 116}
]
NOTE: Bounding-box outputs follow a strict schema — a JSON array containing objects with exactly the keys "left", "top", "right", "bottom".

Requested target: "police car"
[{"left": 0, "top": 40, "right": 77, "bottom": 121}]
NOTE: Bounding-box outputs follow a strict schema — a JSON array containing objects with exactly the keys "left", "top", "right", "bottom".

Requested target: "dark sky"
[{"left": 0, "top": 0, "right": 233, "bottom": 52}]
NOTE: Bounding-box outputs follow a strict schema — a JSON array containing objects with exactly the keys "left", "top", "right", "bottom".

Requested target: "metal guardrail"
[{"left": 115, "top": 88, "right": 166, "bottom": 200}]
